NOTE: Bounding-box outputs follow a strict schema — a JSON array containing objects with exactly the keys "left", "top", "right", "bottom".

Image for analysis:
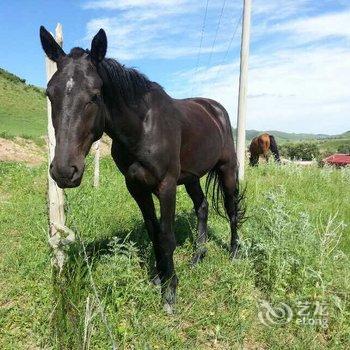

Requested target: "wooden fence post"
[
  {"left": 45, "top": 23, "right": 74, "bottom": 271},
  {"left": 93, "top": 140, "right": 100, "bottom": 187}
]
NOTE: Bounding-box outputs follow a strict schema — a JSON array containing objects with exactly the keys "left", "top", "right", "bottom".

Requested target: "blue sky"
[{"left": 0, "top": 0, "right": 349, "bottom": 134}]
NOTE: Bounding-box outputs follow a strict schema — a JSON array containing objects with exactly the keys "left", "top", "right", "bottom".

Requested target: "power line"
[
  {"left": 191, "top": 0, "right": 210, "bottom": 96},
  {"left": 213, "top": 12, "right": 242, "bottom": 85},
  {"left": 207, "top": 0, "right": 227, "bottom": 67}
]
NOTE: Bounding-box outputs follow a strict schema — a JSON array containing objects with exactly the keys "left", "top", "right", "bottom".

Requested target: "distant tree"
[
  {"left": 283, "top": 142, "right": 320, "bottom": 161},
  {"left": 337, "top": 144, "right": 350, "bottom": 154}
]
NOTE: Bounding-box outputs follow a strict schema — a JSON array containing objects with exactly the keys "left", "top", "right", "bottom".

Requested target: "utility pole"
[{"left": 236, "top": 0, "right": 252, "bottom": 180}]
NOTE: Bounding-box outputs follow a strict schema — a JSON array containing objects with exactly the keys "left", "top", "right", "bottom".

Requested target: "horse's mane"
[
  {"left": 99, "top": 58, "right": 153, "bottom": 107},
  {"left": 68, "top": 47, "right": 154, "bottom": 107}
]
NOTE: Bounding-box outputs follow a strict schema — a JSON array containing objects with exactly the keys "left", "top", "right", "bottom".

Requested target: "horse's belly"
[
  {"left": 179, "top": 135, "right": 222, "bottom": 178},
  {"left": 177, "top": 99, "right": 227, "bottom": 177}
]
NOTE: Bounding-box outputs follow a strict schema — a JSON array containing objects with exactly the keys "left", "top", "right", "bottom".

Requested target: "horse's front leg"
[
  {"left": 125, "top": 178, "right": 161, "bottom": 284},
  {"left": 156, "top": 176, "right": 178, "bottom": 314}
]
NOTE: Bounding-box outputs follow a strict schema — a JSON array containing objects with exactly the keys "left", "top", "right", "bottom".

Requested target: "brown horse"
[
  {"left": 40, "top": 27, "right": 245, "bottom": 312},
  {"left": 249, "top": 133, "right": 280, "bottom": 166}
]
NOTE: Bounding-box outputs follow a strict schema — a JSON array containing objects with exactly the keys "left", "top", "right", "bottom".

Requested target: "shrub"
[
  {"left": 337, "top": 144, "right": 350, "bottom": 154},
  {"left": 282, "top": 142, "right": 320, "bottom": 161}
]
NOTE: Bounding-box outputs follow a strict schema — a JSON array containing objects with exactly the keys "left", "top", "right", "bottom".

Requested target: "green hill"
[
  {"left": 233, "top": 129, "right": 330, "bottom": 144},
  {"left": 333, "top": 130, "right": 350, "bottom": 139},
  {"left": 0, "top": 68, "right": 46, "bottom": 141}
]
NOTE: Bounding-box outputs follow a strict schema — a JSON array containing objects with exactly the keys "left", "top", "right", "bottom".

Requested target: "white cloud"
[
  {"left": 83, "top": 1, "right": 350, "bottom": 134},
  {"left": 83, "top": 0, "right": 188, "bottom": 10},
  {"left": 253, "top": 0, "right": 311, "bottom": 17},
  {"left": 84, "top": 0, "right": 242, "bottom": 60},
  {"left": 172, "top": 45, "right": 350, "bottom": 134},
  {"left": 273, "top": 9, "right": 350, "bottom": 41},
  {"left": 86, "top": 14, "right": 229, "bottom": 60}
]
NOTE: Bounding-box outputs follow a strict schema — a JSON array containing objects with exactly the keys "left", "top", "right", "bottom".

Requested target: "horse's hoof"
[
  {"left": 230, "top": 243, "right": 240, "bottom": 259},
  {"left": 163, "top": 302, "right": 174, "bottom": 315},
  {"left": 190, "top": 247, "right": 207, "bottom": 267},
  {"left": 162, "top": 275, "right": 177, "bottom": 314},
  {"left": 151, "top": 274, "right": 161, "bottom": 286}
]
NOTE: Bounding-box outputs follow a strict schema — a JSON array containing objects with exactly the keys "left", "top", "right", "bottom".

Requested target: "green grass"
[
  {"left": 0, "top": 69, "right": 46, "bottom": 141},
  {"left": 0, "top": 159, "right": 349, "bottom": 349}
]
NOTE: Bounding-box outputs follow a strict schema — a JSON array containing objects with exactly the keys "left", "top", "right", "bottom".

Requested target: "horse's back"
[
  {"left": 174, "top": 97, "right": 233, "bottom": 141},
  {"left": 259, "top": 133, "right": 270, "bottom": 155}
]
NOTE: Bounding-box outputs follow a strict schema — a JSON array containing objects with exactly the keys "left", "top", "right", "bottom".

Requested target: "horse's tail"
[
  {"left": 269, "top": 135, "right": 281, "bottom": 162},
  {"left": 205, "top": 166, "right": 246, "bottom": 227}
]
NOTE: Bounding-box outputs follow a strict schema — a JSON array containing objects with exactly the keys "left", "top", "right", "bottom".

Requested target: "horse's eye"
[{"left": 91, "top": 94, "right": 100, "bottom": 104}]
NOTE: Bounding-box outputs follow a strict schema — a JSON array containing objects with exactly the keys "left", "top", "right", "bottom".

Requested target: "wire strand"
[
  {"left": 207, "top": 0, "right": 227, "bottom": 67},
  {"left": 191, "top": 0, "right": 210, "bottom": 96},
  {"left": 213, "top": 12, "right": 242, "bottom": 86}
]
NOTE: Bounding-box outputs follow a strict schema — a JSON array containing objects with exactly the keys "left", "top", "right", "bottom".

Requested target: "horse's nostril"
[
  {"left": 70, "top": 165, "right": 80, "bottom": 181},
  {"left": 49, "top": 162, "right": 81, "bottom": 185}
]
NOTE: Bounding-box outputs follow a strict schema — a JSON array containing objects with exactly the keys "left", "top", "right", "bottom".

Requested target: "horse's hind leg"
[
  {"left": 218, "top": 162, "right": 241, "bottom": 258},
  {"left": 185, "top": 179, "right": 208, "bottom": 266}
]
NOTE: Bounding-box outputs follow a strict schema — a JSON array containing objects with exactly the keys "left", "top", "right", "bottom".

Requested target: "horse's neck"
[
  {"left": 98, "top": 60, "right": 152, "bottom": 146},
  {"left": 103, "top": 98, "right": 145, "bottom": 147}
]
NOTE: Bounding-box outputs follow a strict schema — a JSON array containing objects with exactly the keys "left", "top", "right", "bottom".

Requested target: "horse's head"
[{"left": 40, "top": 26, "right": 107, "bottom": 188}]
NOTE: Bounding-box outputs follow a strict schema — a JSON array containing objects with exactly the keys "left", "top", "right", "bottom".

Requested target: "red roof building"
[{"left": 323, "top": 154, "right": 350, "bottom": 167}]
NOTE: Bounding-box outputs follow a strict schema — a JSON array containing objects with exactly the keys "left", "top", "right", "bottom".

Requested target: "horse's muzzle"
[{"left": 49, "top": 162, "right": 84, "bottom": 188}]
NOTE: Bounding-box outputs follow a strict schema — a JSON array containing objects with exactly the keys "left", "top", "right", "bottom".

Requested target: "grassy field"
[
  {"left": 0, "top": 69, "right": 46, "bottom": 141},
  {"left": 0, "top": 157, "right": 349, "bottom": 349}
]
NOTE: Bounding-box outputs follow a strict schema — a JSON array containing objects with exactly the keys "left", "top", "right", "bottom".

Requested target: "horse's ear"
[
  {"left": 40, "top": 26, "right": 66, "bottom": 62},
  {"left": 90, "top": 29, "right": 107, "bottom": 65}
]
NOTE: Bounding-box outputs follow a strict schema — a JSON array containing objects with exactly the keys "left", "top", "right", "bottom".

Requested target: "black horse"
[{"left": 40, "top": 27, "right": 245, "bottom": 312}]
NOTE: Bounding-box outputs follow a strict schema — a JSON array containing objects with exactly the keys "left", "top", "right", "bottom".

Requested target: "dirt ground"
[
  {"left": 1, "top": 136, "right": 316, "bottom": 168},
  {"left": 0, "top": 137, "right": 45, "bottom": 165},
  {"left": 0, "top": 135, "right": 112, "bottom": 166}
]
